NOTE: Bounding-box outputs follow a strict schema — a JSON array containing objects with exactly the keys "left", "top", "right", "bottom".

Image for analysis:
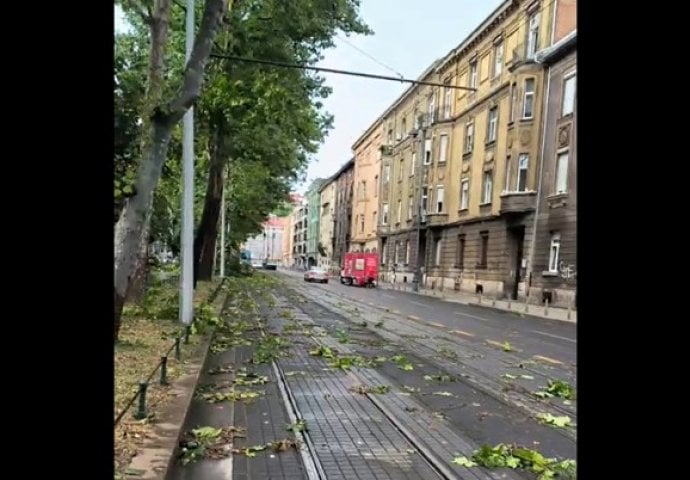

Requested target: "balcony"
[
  {"left": 508, "top": 43, "right": 538, "bottom": 70},
  {"left": 424, "top": 212, "right": 449, "bottom": 226},
  {"left": 499, "top": 191, "right": 537, "bottom": 214}
]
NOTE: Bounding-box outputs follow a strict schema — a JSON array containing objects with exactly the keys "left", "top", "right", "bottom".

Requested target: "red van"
[{"left": 340, "top": 252, "right": 378, "bottom": 287}]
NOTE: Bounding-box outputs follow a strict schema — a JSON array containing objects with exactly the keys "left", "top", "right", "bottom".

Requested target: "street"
[{"left": 166, "top": 272, "right": 576, "bottom": 479}]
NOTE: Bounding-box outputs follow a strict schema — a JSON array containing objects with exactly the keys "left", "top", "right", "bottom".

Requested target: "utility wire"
[
  {"left": 209, "top": 53, "right": 477, "bottom": 91},
  {"left": 335, "top": 34, "right": 404, "bottom": 80}
]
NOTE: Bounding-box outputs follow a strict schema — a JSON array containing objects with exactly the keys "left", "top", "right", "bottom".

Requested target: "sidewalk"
[{"left": 378, "top": 280, "right": 577, "bottom": 323}]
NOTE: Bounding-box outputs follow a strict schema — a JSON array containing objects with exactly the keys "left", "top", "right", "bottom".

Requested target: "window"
[
  {"left": 374, "top": 175, "right": 378, "bottom": 197},
  {"left": 562, "top": 74, "right": 576, "bottom": 116},
  {"left": 372, "top": 211, "right": 376, "bottom": 229},
  {"left": 424, "top": 139, "right": 432, "bottom": 165},
  {"left": 523, "top": 78, "right": 535, "bottom": 119},
  {"left": 464, "top": 123, "right": 474, "bottom": 153},
  {"left": 407, "top": 196, "right": 413, "bottom": 219},
  {"left": 382, "top": 240, "right": 388, "bottom": 264},
  {"left": 509, "top": 83, "right": 517, "bottom": 122},
  {"left": 548, "top": 233, "right": 561, "bottom": 272},
  {"left": 398, "top": 158, "right": 404, "bottom": 181},
  {"left": 439, "top": 134, "right": 448, "bottom": 163},
  {"left": 383, "top": 164, "right": 390, "bottom": 184},
  {"left": 397, "top": 199, "right": 402, "bottom": 223},
  {"left": 517, "top": 154, "right": 529, "bottom": 191},
  {"left": 421, "top": 187, "right": 428, "bottom": 214},
  {"left": 405, "top": 241, "right": 410, "bottom": 264},
  {"left": 555, "top": 151, "right": 569, "bottom": 193},
  {"left": 436, "top": 186, "right": 445, "bottom": 213},
  {"left": 401, "top": 117, "right": 407, "bottom": 136},
  {"left": 428, "top": 94, "right": 436, "bottom": 124},
  {"left": 387, "top": 128, "right": 393, "bottom": 144},
  {"left": 487, "top": 107, "right": 498, "bottom": 143},
  {"left": 469, "top": 61, "right": 478, "bottom": 89},
  {"left": 443, "top": 81, "right": 452, "bottom": 118},
  {"left": 382, "top": 204, "right": 389, "bottom": 225},
  {"left": 479, "top": 231, "right": 489, "bottom": 267},
  {"left": 414, "top": 112, "right": 421, "bottom": 130},
  {"left": 411, "top": 151, "right": 417, "bottom": 176},
  {"left": 482, "top": 171, "right": 493, "bottom": 204},
  {"left": 360, "top": 180, "right": 367, "bottom": 199},
  {"left": 360, "top": 215, "right": 364, "bottom": 232},
  {"left": 493, "top": 41, "right": 504, "bottom": 77},
  {"left": 435, "top": 237, "right": 442, "bottom": 266},
  {"left": 394, "top": 241, "right": 399, "bottom": 264},
  {"left": 527, "top": 10, "right": 540, "bottom": 58},
  {"left": 460, "top": 179, "right": 469, "bottom": 210},
  {"left": 457, "top": 234, "right": 466, "bottom": 268}
]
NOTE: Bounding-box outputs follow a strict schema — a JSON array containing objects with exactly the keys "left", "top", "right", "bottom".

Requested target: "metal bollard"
[
  {"left": 507, "top": 298, "right": 512, "bottom": 310},
  {"left": 160, "top": 356, "right": 169, "bottom": 386},
  {"left": 479, "top": 293, "right": 482, "bottom": 304},
  {"left": 567, "top": 299, "right": 572, "bottom": 320},
  {"left": 184, "top": 325, "right": 191, "bottom": 344},
  {"left": 175, "top": 337, "right": 181, "bottom": 360},
  {"left": 134, "top": 381, "right": 149, "bottom": 420},
  {"left": 524, "top": 295, "right": 529, "bottom": 313},
  {"left": 492, "top": 297, "right": 496, "bottom": 307},
  {"left": 544, "top": 299, "right": 549, "bottom": 316}
]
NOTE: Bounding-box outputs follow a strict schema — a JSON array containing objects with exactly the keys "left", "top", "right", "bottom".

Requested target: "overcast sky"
[{"left": 115, "top": 1, "right": 504, "bottom": 193}]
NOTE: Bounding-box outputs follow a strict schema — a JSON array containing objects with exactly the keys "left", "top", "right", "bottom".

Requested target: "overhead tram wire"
[{"left": 209, "top": 53, "right": 477, "bottom": 92}]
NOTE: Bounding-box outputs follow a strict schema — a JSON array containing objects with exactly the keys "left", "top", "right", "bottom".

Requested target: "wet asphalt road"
[{"left": 275, "top": 270, "right": 576, "bottom": 369}]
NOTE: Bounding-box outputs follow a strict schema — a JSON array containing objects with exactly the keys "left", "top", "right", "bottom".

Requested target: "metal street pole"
[
  {"left": 219, "top": 168, "right": 226, "bottom": 277},
  {"left": 179, "top": 0, "right": 195, "bottom": 326},
  {"left": 412, "top": 123, "right": 427, "bottom": 293}
]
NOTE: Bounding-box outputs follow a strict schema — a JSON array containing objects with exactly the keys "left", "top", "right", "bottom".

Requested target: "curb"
[
  {"left": 125, "top": 331, "right": 215, "bottom": 480},
  {"left": 124, "top": 281, "right": 225, "bottom": 480}
]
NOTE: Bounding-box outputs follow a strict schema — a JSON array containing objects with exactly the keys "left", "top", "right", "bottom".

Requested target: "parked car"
[{"left": 304, "top": 267, "right": 329, "bottom": 283}]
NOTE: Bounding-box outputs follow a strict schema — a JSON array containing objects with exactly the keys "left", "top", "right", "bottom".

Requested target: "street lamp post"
[{"left": 179, "top": 0, "right": 195, "bottom": 326}]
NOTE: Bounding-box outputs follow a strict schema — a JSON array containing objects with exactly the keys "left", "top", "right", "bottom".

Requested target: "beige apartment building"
[
  {"left": 350, "top": 121, "right": 383, "bottom": 253},
  {"left": 378, "top": 0, "right": 557, "bottom": 300}
]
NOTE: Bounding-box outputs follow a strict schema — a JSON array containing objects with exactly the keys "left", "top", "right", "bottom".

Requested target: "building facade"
[
  {"left": 242, "top": 215, "right": 286, "bottom": 263},
  {"left": 530, "top": 0, "right": 576, "bottom": 307},
  {"left": 305, "top": 179, "right": 325, "bottom": 268},
  {"left": 291, "top": 199, "right": 308, "bottom": 268},
  {"left": 351, "top": 122, "right": 384, "bottom": 253},
  {"left": 318, "top": 177, "right": 337, "bottom": 270},
  {"left": 377, "top": 60, "right": 442, "bottom": 284},
  {"left": 281, "top": 193, "right": 302, "bottom": 266},
  {"left": 379, "top": 0, "right": 557, "bottom": 300},
  {"left": 333, "top": 159, "right": 355, "bottom": 270}
]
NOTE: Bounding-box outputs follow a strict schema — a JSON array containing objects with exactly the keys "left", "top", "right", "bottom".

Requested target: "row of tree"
[{"left": 114, "top": 0, "right": 371, "bottom": 341}]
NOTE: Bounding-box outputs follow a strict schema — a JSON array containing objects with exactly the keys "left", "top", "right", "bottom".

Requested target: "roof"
[{"left": 536, "top": 30, "right": 577, "bottom": 64}]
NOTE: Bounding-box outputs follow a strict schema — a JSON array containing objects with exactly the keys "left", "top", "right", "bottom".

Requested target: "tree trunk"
[
  {"left": 194, "top": 123, "right": 227, "bottom": 284},
  {"left": 126, "top": 231, "right": 150, "bottom": 304},
  {"left": 113, "top": 0, "right": 229, "bottom": 342}
]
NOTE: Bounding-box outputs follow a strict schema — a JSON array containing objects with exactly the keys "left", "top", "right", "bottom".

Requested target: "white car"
[{"left": 304, "top": 267, "right": 329, "bottom": 283}]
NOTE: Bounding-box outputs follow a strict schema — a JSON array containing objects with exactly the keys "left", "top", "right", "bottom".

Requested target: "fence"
[{"left": 114, "top": 277, "right": 226, "bottom": 427}]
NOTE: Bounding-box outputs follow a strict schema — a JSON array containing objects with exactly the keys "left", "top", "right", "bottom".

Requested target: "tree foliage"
[{"left": 114, "top": 0, "right": 371, "bottom": 281}]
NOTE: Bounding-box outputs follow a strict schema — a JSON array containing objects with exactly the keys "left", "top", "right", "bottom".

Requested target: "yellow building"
[
  {"left": 379, "top": 0, "right": 556, "bottom": 299},
  {"left": 350, "top": 121, "right": 384, "bottom": 253}
]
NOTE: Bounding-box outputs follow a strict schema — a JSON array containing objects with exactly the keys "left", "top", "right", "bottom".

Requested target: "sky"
[{"left": 115, "top": 1, "right": 504, "bottom": 193}]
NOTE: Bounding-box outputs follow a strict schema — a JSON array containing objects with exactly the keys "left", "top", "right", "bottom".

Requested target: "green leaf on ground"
[
  {"left": 286, "top": 419, "right": 308, "bottom": 432},
  {"left": 537, "top": 413, "right": 572, "bottom": 428},
  {"left": 451, "top": 456, "right": 477, "bottom": 467}
]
